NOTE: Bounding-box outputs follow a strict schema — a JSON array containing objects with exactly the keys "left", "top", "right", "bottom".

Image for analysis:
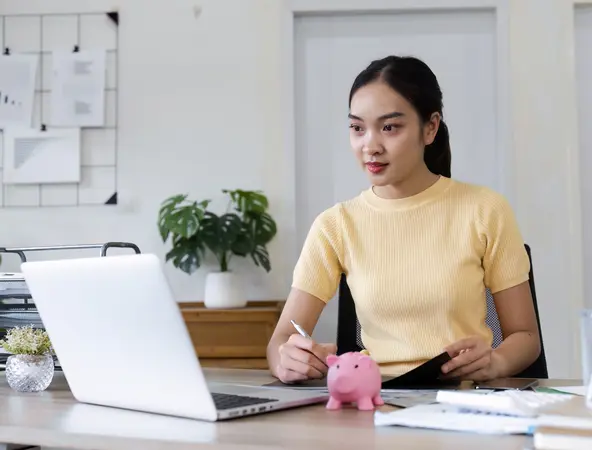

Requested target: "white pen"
[
  {"left": 290, "top": 319, "right": 311, "bottom": 339},
  {"left": 291, "top": 319, "right": 329, "bottom": 367}
]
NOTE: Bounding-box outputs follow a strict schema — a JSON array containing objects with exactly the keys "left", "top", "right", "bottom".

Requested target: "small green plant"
[
  {"left": 158, "top": 189, "right": 277, "bottom": 275},
  {"left": 0, "top": 325, "right": 52, "bottom": 356}
]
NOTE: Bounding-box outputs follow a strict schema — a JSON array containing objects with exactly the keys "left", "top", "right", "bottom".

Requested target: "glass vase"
[{"left": 5, "top": 353, "right": 54, "bottom": 392}]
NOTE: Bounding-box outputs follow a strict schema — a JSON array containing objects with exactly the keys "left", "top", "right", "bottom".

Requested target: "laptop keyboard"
[{"left": 211, "top": 392, "right": 278, "bottom": 411}]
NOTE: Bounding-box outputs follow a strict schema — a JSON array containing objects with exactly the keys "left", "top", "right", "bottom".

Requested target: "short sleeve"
[
  {"left": 480, "top": 193, "right": 530, "bottom": 294},
  {"left": 291, "top": 207, "right": 344, "bottom": 302}
]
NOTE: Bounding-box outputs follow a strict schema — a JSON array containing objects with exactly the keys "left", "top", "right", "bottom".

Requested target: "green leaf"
[
  {"left": 157, "top": 195, "right": 209, "bottom": 241},
  {"left": 223, "top": 189, "right": 268, "bottom": 214},
  {"left": 164, "top": 208, "right": 200, "bottom": 238},
  {"left": 160, "top": 194, "right": 187, "bottom": 212},
  {"left": 234, "top": 211, "right": 276, "bottom": 272},
  {"left": 250, "top": 245, "right": 271, "bottom": 272},
  {"left": 200, "top": 212, "right": 243, "bottom": 266},
  {"left": 165, "top": 235, "right": 205, "bottom": 275},
  {"left": 230, "top": 228, "right": 253, "bottom": 256},
  {"left": 158, "top": 194, "right": 187, "bottom": 241},
  {"left": 251, "top": 212, "right": 277, "bottom": 244}
]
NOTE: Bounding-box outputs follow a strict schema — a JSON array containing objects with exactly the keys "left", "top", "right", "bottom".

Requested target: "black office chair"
[{"left": 336, "top": 243, "right": 548, "bottom": 378}]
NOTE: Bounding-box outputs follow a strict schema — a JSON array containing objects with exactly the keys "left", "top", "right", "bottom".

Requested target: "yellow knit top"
[{"left": 292, "top": 176, "right": 530, "bottom": 376}]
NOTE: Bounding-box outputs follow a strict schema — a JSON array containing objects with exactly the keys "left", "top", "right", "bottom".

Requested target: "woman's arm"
[
  {"left": 266, "top": 287, "right": 336, "bottom": 382},
  {"left": 489, "top": 280, "right": 541, "bottom": 377},
  {"left": 267, "top": 207, "right": 343, "bottom": 383},
  {"left": 442, "top": 192, "right": 540, "bottom": 380},
  {"left": 442, "top": 280, "right": 541, "bottom": 380}
]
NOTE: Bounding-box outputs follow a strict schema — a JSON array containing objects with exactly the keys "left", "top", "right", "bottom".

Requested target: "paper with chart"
[
  {"left": 50, "top": 49, "right": 106, "bottom": 127},
  {"left": 0, "top": 54, "right": 38, "bottom": 129},
  {"left": 2, "top": 127, "right": 81, "bottom": 184}
]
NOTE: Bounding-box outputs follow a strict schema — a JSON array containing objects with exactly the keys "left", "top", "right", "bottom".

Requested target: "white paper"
[
  {"left": 0, "top": 54, "right": 38, "bottom": 129},
  {"left": 374, "top": 403, "right": 536, "bottom": 435},
  {"left": 50, "top": 50, "right": 106, "bottom": 127},
  {"left": 3, "top": 126, "right": 81, "bottom": 184}
]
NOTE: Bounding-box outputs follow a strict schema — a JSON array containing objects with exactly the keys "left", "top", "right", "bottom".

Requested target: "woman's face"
[{"left": 348, "top": 81, "right": 439, "bottom": 186}]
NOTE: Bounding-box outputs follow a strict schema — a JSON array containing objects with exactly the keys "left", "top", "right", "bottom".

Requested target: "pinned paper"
[
  {"left": 0, "top": 54, "right": 38, "bottom": 129},
  {"left": 50, "top": 49, "right": 106, "bottom": 127},
  {"left": 3, "top": 126, "right": 81, "bottom": 184}
]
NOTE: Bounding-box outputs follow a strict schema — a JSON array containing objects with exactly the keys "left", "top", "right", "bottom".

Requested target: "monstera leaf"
[
  {"left": 164, "top": 234, "right": 206, "bottom": 275},
  {"left": 223, "top": 189, "right": 268, "bottom": 214},
  {"left": 241, "top": 211, "right": 277, "bottom": 272},
  {"left": 158, "top": 194, "right": 209, "bottom": 241},
  {"left": 199, "top": 212, "right": 243, "bottom": 271}
]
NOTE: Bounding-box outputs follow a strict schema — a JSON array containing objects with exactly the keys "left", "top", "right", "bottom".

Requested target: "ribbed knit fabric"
[{"left": 292, "top": 176, "right": 530, "bottom": 376}]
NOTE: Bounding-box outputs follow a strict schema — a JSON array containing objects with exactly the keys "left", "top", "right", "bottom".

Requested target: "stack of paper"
[
  {"left": 533, "top": 402, "right": 592, "bottom": 449},
  {"left": 0, "top": 272, "right": 30, "bottom": 298}
]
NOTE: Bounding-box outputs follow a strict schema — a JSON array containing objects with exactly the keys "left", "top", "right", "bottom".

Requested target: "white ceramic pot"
[{"left": 204, "top": 272, "right": 246, "bottom": 309}]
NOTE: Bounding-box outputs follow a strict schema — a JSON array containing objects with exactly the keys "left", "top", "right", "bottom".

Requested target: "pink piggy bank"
[{"left": 325, "top": 352, "right": 384, "bottom": 411}]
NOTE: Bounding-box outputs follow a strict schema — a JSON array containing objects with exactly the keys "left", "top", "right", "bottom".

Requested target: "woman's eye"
[
  {"left": 384, "top": 124, "right": 399, "bottom": 132},
  {"left": 349, "top": 124, "right": 363, "bottom": 133}
]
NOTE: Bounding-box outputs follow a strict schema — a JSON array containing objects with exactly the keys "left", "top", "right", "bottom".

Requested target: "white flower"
[{"left": 0, "top": 325, "right": 52, "bottom": 356}]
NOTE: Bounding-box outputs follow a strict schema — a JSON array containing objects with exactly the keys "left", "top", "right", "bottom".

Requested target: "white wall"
[
  {"left": 0, "top": 0, "right": 588, "bottom": 378},
  {"left": 506, "top": 0, "right": 583, "bottom": 379},
  {"left": 0, "top": 0, "right": 290, "bottom": 303}
]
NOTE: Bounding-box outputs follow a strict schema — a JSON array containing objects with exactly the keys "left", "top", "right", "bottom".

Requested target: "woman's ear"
[{"left": 424, "top": 112, "right": 441, "bottom": 146}]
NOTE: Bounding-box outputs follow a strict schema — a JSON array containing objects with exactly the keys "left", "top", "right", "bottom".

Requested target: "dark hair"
[{"left": 348, "top": 56, "right": 451, "bottom": 178}]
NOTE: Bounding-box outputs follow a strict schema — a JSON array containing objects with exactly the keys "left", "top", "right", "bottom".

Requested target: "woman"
[{"left": 267, "top": 55, "right": 541, "bottom": 383}]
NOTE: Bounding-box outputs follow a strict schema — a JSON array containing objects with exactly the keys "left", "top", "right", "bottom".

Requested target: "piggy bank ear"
[
  {"left": 358, "top": 355, "right": 374, "bottom": 368},
  {"left": 326, "top": 354, "right": 339, "bottom": 367}
]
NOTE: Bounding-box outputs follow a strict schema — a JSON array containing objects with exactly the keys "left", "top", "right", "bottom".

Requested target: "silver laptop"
[{"left": 20, "top": 253, "right": 328, "bottom": 421}]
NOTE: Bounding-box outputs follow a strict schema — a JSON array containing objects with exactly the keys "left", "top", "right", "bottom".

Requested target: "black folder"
[{"left": 263, "top": 351, "right": 457, "bottom": 390}]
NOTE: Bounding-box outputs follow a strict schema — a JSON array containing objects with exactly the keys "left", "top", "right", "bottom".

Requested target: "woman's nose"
[{"left": 363, "top": 132, "right": 383, "bottom": 154}]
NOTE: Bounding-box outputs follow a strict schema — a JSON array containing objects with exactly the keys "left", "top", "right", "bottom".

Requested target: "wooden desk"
[
  {"left": 0, "top": 368, "right": 583, "bottom": 450},
  {"left": 179, "top": 301, "right": 284, "bottom": 370}
]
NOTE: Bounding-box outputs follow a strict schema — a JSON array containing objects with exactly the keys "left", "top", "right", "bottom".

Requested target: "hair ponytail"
[
  {"left": 424, "top": 119, "right": 451, "bottom": 178},
  {"left": 349, "top": 55, "right": 452, "bottom": 178}
]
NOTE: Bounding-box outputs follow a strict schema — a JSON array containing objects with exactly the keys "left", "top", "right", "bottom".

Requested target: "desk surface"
[{"left": 0, "top": 368, "right": 582, "bottom": 449}]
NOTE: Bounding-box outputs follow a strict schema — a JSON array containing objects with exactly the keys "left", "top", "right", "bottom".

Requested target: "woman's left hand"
[{"left": 441, "top": 335, "right": 501, "bottom": 381}]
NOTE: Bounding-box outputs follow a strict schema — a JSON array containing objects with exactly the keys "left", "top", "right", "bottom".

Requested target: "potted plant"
[
  {"left": 158, "top": 189, "right": 277, "bottom": 308},
  {"left": 0, "top": 325, "right": 54, "bottom": 392}
]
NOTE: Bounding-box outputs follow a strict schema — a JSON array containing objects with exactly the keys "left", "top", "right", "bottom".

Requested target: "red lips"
[{"left": 366, "top": 162, "right": 388, "bottom": 174}]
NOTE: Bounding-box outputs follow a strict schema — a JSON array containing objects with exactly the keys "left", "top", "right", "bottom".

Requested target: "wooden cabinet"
[{"left": 179, "top": 301, "right": 284, "bottom": 369}]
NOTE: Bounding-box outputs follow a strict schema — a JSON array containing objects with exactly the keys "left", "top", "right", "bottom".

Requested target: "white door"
[
  {"left": 294, "top": 10, "right": 498, "bottom": 344},
  {"left": 576, "top": 7, "right": 592, "bottom": 308}
]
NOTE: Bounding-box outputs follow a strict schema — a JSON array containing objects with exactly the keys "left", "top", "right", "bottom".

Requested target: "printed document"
[
  {"left": 50, "top": 50, "right": 106, "bottom": 127},
  {"left": 3, "top": 126, "right": 81, "bottom": 184},
  {"left": 0, "top": 54, "right": 38, "bottom": 129}
]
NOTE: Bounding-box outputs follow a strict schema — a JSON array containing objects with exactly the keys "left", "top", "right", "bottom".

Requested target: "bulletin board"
[{"left": 0, "top": 11, "right": 119, "bottom": 207}]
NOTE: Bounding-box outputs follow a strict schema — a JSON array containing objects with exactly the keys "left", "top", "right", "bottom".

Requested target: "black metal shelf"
[{"left": 0, "top": 241, "right": 141, "bottom": 340}]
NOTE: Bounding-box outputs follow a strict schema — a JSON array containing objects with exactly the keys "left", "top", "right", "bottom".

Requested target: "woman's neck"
[{"left": 372, "top": 170, "right": 440, "bottom": 200}]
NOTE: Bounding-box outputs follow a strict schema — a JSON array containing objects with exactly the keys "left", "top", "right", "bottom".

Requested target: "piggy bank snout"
[
  {"left": 329, "top": 364, "right": 371, "bottom": 393},
  {"left": 330, "top": 372, "right": 357, "bottom": 394}
]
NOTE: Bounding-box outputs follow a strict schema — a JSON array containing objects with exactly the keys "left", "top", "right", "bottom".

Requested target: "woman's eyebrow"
[
  {"left": 347, "top": 111, "right": 405, "bottom": 121},
  {"left": 378, "top": 111, "right": 405, "bottom": 120},
  {"left": 348, "top": 113, "right": 363, "bottom": 121}
]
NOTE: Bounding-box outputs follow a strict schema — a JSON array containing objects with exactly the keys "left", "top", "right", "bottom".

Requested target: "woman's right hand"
[{"left": 276, "top": 334, "right": 337, "bottom": 383}]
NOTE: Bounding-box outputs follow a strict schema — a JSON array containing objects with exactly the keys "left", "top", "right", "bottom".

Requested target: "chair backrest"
[{"left": 336, "top": 243, "right": 548, "bottom": 378}]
